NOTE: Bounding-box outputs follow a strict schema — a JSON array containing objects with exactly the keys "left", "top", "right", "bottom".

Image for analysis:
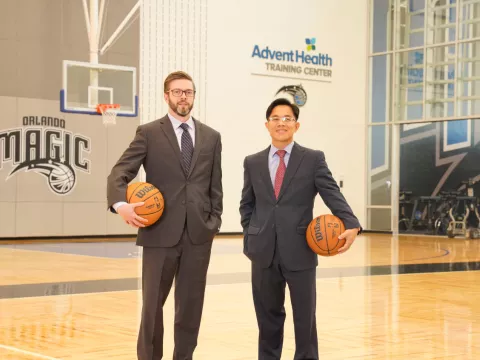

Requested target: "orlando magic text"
[{"left": 0, "top": 116, "right": 91, "bottom": 195}]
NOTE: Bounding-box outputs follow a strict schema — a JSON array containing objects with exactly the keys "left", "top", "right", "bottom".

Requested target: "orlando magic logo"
[
  {"left": 275, "top": 84, "right": 307, "bottom": 107},
  {"left": 9, "top": 159, "right": 76, "bottom": 195},
  {"left": 0, "top": 116, "right": 91, "bottom": 195}
]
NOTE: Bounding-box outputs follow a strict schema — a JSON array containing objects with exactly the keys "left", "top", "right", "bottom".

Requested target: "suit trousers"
[
  {"left": 251, "top": 237, "right": 319, "bottom": 360},
  {"left": 137, "top": 227, "right": 213, "bottom": 360}
]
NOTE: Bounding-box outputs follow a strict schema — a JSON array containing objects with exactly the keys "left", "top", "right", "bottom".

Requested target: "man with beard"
[{"left": 107, "top": 71, "right": 223, "bottom": 360}]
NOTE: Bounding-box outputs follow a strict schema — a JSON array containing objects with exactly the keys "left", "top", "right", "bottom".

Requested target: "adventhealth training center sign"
[{"left": 250, "top": 38, "right": 333, "bottom": 82}]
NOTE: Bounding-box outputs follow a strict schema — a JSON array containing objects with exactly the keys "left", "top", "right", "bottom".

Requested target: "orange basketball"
[
  {"left": 126, "top": 182, "right": 164, "bottom": 227},
  {"left": 306, "top": 214, "right": 346, "bottom": 256}
]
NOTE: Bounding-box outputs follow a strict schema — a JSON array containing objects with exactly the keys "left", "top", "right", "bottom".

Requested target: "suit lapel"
[
  {"left": 187, "top": 118, "right": 203, "bottom": 178},
  {"left": 276, "top": 143, "right": 305, "bottom": 202},
  {"left": 159, "top": 115, "right": 183, "bottom": 169},
  {"left": 259, "top": 147, "right": 276, "bottom": 202}
]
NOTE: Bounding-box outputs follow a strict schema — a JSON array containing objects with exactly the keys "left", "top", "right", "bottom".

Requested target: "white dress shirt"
[{"left": 113, "top": 113, "right": 194, "bottom": 212}]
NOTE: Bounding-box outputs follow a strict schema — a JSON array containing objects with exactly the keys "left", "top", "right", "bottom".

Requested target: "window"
[{"left": 367, "top": 0, "right": 480, "bottom": 232}]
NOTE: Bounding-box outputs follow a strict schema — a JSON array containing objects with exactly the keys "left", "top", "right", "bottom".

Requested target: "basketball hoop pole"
[
  {"left": 89, "top": 0, "right": 99, "bottom": 64},
  {"left": 90, "top": 0, "right": 100, "bottom": 106},
  {"left": 81, "top": 0, "right": 140, "bottom": 110},
  {"left": 82, "top": 0, "right": 102, "bottom": 106}
]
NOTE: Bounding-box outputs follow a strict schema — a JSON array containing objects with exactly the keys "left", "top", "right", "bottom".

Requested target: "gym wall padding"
[{"left": 400, "top": 120, "right": 480, "bottom": 198}]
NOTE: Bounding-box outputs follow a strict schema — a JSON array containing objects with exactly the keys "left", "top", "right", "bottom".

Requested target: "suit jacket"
[
  {"left": 239, "top": 142, "right": 361, "bottom": 271},
  {"left": 107, "top": 115, "right": 223, "bottom": 247}
]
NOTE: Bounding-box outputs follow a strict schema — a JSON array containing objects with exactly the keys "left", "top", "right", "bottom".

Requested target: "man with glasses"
[
  {"left": 107, "top": 71, "right": 223, "bottom": 360},
  {"left": 239, "top": 98, "right": 361, "bottom": 359}
]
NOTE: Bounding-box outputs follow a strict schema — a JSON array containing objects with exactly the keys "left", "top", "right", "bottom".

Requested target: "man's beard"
[{"left": 169, "top": 99, "right": 193, "bottom": 117}]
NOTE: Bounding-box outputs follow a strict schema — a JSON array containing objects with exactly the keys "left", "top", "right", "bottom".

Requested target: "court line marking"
[
  {"left": 404, "top": 248, "right": 450, "bottom": 262},
  {"left": 0, "top": 344, "right": 59, "bottom": 360}
]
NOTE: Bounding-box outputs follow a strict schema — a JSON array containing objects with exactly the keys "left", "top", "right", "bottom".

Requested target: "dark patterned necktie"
[
  {"left": 180, "top": 123, "right": 193, "bottom": 174},
  {"left": 274, "top": 150, "right": 286, "bottom": 199}
]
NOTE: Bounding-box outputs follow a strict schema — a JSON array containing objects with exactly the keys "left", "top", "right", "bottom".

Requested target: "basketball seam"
[
  {"left": 332, "top": 217, "right": 341, "bottom": 251},
  {"left": 132, "top": 190, "right": 163, "bottom": 204},
  {"left": 309, "top": 222, "right": 320, "bottom": 252},
  {"left": 336, "top": 223, "right": 346, "bottom": 251},
  {"left": 310, "top": 218, "right": 328, "bottom": 253},
  {"left": 136, "top": 205, "right": 165, "bottom": 216},
  {"left": 128, "top": 183, "right": 146, "bottom": 202},
  {"left": 324, "top": 215, "right": 330, "bottom": 255},
  {"left": 331, "top": 218, "right": 345, "bottom": 253},
  {"left": 339, "top": 223, "right": 346, "bottom": 251}
]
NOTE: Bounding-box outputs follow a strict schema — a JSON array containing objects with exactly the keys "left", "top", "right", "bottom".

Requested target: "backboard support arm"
[
  {"left": 97, "top": 0, "right": 107, "bottom": 48},
  {"left": 82, "top": 0, "right": 91, "bottom": 39},
  {"left": 81, "top": 0, "right": 141, "bottom": 59},
  {"left": 100, "top": 1, "right": 141, "bottom": 55}
]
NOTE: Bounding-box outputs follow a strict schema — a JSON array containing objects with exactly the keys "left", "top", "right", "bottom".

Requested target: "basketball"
[
  {"left": 126, "top": 182, "right": 164, "bottom": 226},
  {"left": 306, "top": 214, "right": 346, "bottom": 256}
]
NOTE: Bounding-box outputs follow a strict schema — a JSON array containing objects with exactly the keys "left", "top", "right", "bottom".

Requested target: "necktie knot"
[
  {"left": 276, "top": 150, "right": 286, "bottom": 159},
  {"left": 180, "top": 123, "right": 189, "bottom": 131}
]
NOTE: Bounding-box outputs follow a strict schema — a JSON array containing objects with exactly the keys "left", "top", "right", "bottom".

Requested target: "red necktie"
[{"left": 274, "top": 150, "right": 286, "bottom": 199}]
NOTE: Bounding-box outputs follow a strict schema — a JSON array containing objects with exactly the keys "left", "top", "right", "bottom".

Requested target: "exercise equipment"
[
  {"left": 434, "top": 191, "right": 458, "bottom": 236},
  {"left": 442, "top": 178, "right": 480, "bottom": 239},
  {"left": 398, "top": 190, "right": 413, "bottom": 231},
  {"left": 407, "top": 195, "right": 442, "bottom": 234},
  {"left": 398, "top": 177, "right": 480, "bottom": 239}
]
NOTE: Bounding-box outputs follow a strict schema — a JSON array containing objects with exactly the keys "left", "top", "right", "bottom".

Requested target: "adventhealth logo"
[
  {"left": 306, "top": 38, "right": 316, "bottom": 51},
  {"left": 251, "top": 38, "right": 332, "bottom": 67}
]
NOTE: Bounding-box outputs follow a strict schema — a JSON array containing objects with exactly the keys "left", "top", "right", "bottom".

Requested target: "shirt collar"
[
  {"left": 168, "top": 113, "right": 194, "bottom": 130},
  {"left": 270, "top": 141, "right": 295, "bottom": 158}
]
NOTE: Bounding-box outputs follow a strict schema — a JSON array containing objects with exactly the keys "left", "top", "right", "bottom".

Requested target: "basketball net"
[{"left": 97, "top": 104, "right": 120, "bottom": 126}]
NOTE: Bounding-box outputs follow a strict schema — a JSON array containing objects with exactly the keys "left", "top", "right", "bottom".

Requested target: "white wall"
[
  {"left": 139, "top": 0, "right": 208, "bottom": 123},
  {"left": 203, "top": 0, "right": 368, "bottom": 231},
  {"left": 140, "top": 0, "right": 368, "bottom": 233}
]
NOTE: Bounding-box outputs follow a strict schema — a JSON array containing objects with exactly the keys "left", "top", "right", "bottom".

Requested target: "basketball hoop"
[{"left": 97, "top": 104, "right": 120, "bottom": 126}]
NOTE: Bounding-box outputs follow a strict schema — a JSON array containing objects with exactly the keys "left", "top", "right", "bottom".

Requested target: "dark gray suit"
[
  {"left": 239, "top": 142, "right": 360, "bottom": 360},
  {"left": 107, "top": 115, "right": 222, "bottom": 360}
]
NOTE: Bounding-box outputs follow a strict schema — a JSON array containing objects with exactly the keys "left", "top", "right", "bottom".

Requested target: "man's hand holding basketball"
[
  {"left": 117, "top": 203, "right": 149, "bottom": 228},
  {"left": 337, "top": 228, "right": 360, "bottom": 254}
]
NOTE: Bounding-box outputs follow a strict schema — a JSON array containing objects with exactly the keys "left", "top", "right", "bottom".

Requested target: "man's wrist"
[
  {"left": 113, "top": 201, "right": 128, "bottom": 212},
  {"left": 348, "top": 227, "right": 361, "bottom": 234}
]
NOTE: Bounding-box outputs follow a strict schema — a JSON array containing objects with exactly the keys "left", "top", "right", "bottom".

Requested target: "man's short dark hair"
[
  {"left": 164, "top": 71, "right": 196, "bottom": 92},
  {"left": 266, "top": 98, "right": 300, "bottom": 120}
]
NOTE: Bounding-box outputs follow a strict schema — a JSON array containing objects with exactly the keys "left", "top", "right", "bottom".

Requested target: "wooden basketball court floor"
[{"left": 0, "top": 233, "right": 479, "bottom": 359}]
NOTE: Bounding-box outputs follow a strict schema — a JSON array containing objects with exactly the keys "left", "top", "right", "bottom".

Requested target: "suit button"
[
  {"left": 186, "top": 181, "right": 190, "bottom": 185},
  {"left": 182, "top": 200, "right": 186, "bottom": 205},
  {"left": 275, "top": 205, "right": 279, "bottom": 208}
]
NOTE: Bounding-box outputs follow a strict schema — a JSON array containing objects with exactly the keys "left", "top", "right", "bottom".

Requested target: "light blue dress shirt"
[{"left": 268, "top": 141, "right": 294, "bottom": 186}]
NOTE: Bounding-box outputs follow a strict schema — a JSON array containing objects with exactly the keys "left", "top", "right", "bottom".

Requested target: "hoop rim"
[{"left": 96, "top": 103, "right": 120, "bottom": 114}]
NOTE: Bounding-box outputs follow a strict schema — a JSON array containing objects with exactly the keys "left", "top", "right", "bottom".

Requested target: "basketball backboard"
[{"left": 60, "top": 60, "right": 138, "bottom": 117}]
